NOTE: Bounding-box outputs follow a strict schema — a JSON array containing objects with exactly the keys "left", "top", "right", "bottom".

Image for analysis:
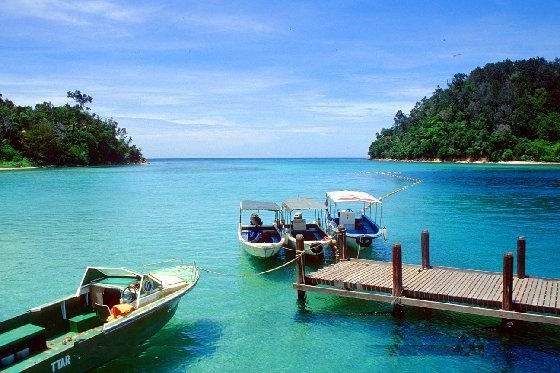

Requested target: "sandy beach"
[
  {"left": 373, "top": 158, "right": 560, "bottom": 165},
  {"left": 0, "top": 166, "right": 38, "bottom": 171}
]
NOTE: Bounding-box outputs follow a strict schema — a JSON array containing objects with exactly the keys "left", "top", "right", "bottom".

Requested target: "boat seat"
[
  {"left": 292, "top": 218, "right": 306, "bottom": 231},
  {"left": 338, "top": 211, "right": 355, "bottom": 227},
  {"left": 94, "top": 304, "right": 112, "bottom": 322},
  {"left": 0, "top": 324, "right": 46, "bottom": 365},
  {"left": 69, "top": 312, "right": 102, "bottom": 333}
]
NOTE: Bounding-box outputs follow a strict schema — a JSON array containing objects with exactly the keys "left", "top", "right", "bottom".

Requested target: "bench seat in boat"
[
  {"left": 69, "top": 312, "right": 101, "bottom": 333},
  {"left": 0, "top": 324, "right": 46, "bottom": 365}
]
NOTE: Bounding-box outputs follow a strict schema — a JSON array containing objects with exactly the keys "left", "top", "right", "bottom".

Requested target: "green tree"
[{"left": 368, "top": 58, "right": 560, "bottom": 162}]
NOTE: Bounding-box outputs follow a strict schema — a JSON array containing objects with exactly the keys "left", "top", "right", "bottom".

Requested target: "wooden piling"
[
  {"left": 295, "top": 234, "right": 306, "bottom": 301},
  {"left": 330, "top": 239, "right": 339, "bottom": 263},
  {"left": 421, "top": 230, "right": 430, "bottom": 269},
  {"left": 517, "top": 236, "right": 526, "bottom": 279},
  {"left": 337, "top": 225, "right": 348, "bottom": 261},
  {"left": 502, "top": 252, "right": 514, "bottom": 311},
  {"left": 392, "top": 243, "right": 403, "bottom": 297}
]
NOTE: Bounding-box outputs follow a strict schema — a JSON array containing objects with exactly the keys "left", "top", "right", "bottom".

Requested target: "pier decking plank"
[{"left": 302, "top": 259, "right": 560, "bottom": 325}]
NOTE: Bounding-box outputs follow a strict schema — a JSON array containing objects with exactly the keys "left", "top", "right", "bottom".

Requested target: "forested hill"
[
  {"left": 0, "top": 91, "right": 144, "bottom": 167},
  {"left": 368, "top": 58, "right": 560, "bottom": 162}
]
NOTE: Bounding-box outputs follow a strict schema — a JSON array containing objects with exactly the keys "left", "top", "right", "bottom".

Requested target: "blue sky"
[{"left": 1, "top": 1, "right": 559, "bottom": 157}]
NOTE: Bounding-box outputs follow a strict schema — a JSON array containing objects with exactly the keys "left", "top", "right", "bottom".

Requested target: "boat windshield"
[{"left": 76, "top": 267, "right": 141, "bottom": 296}]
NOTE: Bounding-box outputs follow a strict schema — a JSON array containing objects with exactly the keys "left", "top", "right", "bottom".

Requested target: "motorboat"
[
  {"left": 238, "top": 200, "right": 285, "bottom": 258},
  {"left": 281, "top": 197, "right": 331, "bottom": 256},
  {"left": 0, "top": 265, "right": 198, "bottom": 372},
  {"left": 325, "top": 190, "right": 387, "bottom": 251}
]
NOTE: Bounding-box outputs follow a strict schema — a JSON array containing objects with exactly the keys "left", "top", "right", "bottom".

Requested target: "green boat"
[{"left": 0, "top": 265, "right": 199, "bottom": 372}]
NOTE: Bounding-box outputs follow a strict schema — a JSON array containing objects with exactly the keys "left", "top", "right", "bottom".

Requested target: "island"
[
  {"left": 0, "top": 90, "right": 144, "bottom": 168},
  {"left": 368, "top": 58, "right": 560, "bottom": 163}
]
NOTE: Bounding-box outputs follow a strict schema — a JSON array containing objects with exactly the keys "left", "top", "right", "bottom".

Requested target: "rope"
[
  {"left": 197, "top": 252, "right": 303, "bottom": 277},
  {"left": 373, "top": 171, "right": 423, "bottom": 201},
  {"left": 142, "top": 258, "right": 178, "bottom": 267}
]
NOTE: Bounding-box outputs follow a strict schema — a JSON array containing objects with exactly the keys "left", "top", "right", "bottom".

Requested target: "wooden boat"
[
  {"left": 281, "top": 197, "right": 331, "bottom": 256},
  {"left": 238, "top": 200, "right": 285, "bottom": 258},
  {"left": 325, "top": 190, "right": 387, "bottom": 251},
  {"left": 0, "top": 265, "right": 198, "bottom": 372}
]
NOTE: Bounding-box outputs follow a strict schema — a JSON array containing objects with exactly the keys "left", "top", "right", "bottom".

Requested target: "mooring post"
[
  {"left": 517, "top": 236, "right": 526, "bottom": 279},
  {"left": 421, "top": 229, "right": 430, "bottom": 269},
  {"left": 337, "top": 225, "right": 348, "bottom": 261},
  {"left": 392, "top": 243, "right": 403, "bottom": 297},
  {"left": 295, "top": 234, "right": 306, "bottom": 301},
  {"left": 502, "top": 252, "right": 514, "bottom": 311},
  {"left": 331, "top": 239, "right": 339, "bottom": 263}
]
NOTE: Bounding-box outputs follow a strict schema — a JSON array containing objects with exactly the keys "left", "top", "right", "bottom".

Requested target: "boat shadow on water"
[{"left": 96, "top": 319, "right": 223, "bottom": 371}]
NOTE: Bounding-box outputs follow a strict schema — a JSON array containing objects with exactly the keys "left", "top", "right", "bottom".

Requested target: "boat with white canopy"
[
  {"left": 281, "top": 197, "right": 331, "bottom": 256},
  {"left": 0, "top": 265, "right": 198, "bottom": 372},
  {"left": 238, "top": 200, "right": 285, "bottom": 258},
  {"left": 325, "top": 190, "right": 387, "bottom": 251}
]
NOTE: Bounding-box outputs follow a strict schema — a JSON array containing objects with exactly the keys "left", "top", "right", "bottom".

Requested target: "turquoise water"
[{"left": 1, "top": 158, "right": 560, "bottom": 372}]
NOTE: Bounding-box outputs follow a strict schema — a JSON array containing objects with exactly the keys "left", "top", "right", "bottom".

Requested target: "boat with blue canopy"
[{"left": 325, "top": 190, "right": 387, "bottom": 251}]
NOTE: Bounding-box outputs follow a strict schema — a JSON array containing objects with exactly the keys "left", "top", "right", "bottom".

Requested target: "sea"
[{"left": 1, "top": 158, "right": 560, "bottom": 372}]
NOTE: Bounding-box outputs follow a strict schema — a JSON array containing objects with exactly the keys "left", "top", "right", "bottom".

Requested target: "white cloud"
[
  {"left": 298, "top": 97, "right": 413, "bottom": 121},
  {"left": 0, "top": 0, "right": 148, "bottom": 25}
]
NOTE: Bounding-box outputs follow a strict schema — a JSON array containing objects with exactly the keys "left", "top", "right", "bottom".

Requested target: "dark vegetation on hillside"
[
  {"left": 369, "top": 58, "right": 560, "bottom": 162},
  {"left": 0, "top": 91, "right": 144, "bottom": 167}
]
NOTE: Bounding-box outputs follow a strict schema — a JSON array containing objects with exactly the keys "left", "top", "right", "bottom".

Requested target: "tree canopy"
[
  {"left": 0, "top": 91, "right": 144, "bottom": 167},
  {"left": 368, "top": 58, "right": 560, "bottom": 162}
]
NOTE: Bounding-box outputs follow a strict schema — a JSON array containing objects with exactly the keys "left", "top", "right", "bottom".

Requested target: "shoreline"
[
  {"left": 372, "top": 158, "right": 560, "bottom": 165},
  {"left": 1, "top": 161, "right": 147, "bottom": 172},
  {"left": 0, "top": 166, "right": 38, "bottom": 171}
]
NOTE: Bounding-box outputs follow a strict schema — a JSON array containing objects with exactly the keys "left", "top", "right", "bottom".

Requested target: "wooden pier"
[{"left": 294, "top": 230, "right": 560, "bottom": 326}]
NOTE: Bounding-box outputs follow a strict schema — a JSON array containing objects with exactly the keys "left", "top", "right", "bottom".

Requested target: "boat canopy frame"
[
  {"left": 282, "top": 197, "right": 324, "bottom": 212},
  {"left": 240, "top": 200, "right": 281, "bottom": 211},
  {"left": 239, "top": 200, "right": 281, "bottom": 225},
  {"left": 282, "top": 197, "right": 326, "bottom": 227},
  {"left": 325, "top": 190, "right": 382, "bottom": 205},
  {"left": 325, "top": 190, "right": 383, "bottom": 227}
]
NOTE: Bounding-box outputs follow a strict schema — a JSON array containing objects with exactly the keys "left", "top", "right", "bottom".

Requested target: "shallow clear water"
[{"left": 1, "top": 159, "right": 560, "bottom": 372}]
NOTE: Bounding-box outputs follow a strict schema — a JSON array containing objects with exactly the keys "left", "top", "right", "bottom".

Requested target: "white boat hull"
[
  {"left": 239, "top": 240, "right": 283, "bottom": 258},
  {"left": 237, "top": 225, "right": 284, "bottom": 258}
]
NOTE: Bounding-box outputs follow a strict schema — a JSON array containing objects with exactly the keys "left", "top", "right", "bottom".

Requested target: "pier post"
[
  {"left": 517, "top": 236, "right": 526, "bottom": 279},
  {"left": 421, "top": 229, "right": 430, "bottom": 269},
  {"left": 330, "top": 239, "right": 339, "bottom": 263},
  {"left": 502, "top": 252, "right": 514, "bottom": 311},
  {"left": 295, "top": 234, "right": 306, "bottom": 301},
  {"left": 392, "top": 243, "right": 403, "bottom": 297},
  {"left": 337, "top": 225, "right": 348, "bottom": 261}
]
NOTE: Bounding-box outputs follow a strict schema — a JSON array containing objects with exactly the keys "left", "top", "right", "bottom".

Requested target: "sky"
[{"left": 1, "top": 1, "right": 559, "bottom": 158}]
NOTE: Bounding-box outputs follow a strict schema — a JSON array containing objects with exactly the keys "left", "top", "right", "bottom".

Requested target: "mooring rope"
[
  {"left": 142, "top": 258, "right": 179, "bottom": 267},
  {"left": 197, "top": 252, "right": 303, "bottom": 277}
]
